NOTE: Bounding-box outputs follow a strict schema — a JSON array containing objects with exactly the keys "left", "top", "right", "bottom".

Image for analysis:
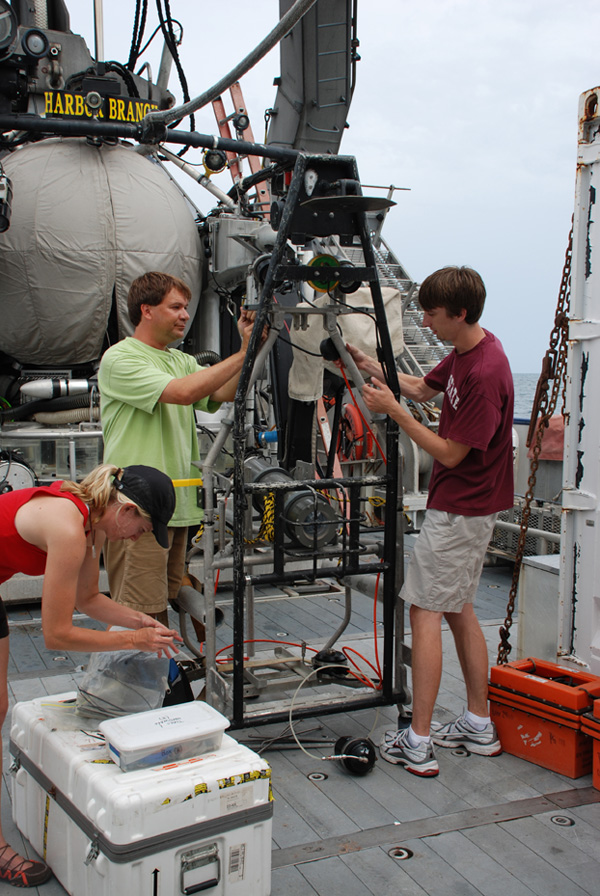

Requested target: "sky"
[{"left": 69, "top": 0, "right": 600, "bottom": 373}]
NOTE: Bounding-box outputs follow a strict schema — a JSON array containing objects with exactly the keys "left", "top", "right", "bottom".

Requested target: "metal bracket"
[
  {"left": 180, "top": 843, "right": 220, "bottom": 895},
  {"left": 84, "top": 838, "right": 100, "bottom": 866},
  {"left": 568, "top": 319, "right": 600, "bottom": 341},
  {"left": 562, "top": 488, "right": 597, "bottom": 511}
]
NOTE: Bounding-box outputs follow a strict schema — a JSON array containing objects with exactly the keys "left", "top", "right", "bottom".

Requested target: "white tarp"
[
  {"left": 287, "top": 286, "right": 405, "bottom": 401},
  {"left": 0, "top": 139, "right": 201, "bottom": 365}
]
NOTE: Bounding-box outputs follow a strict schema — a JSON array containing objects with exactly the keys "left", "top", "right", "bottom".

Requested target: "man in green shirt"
[{"left": 99, "top": 271, "right": 256, "bottom": 626}]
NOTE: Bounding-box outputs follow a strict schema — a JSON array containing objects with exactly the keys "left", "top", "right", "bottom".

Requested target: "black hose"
[
  {"left": 127, "top": 0, "right": 149, "bottom": 71},
  {"left": 156, "top": 0, "right": 195, "bottom": 144},
  {"left": 194, "top": 351, "right": 222, "bottom": 367},
  {"left": 0, "top": 393, "right": 98, "bottom": 422},
  {"left": 228, "top": 163, "right": 281, "bottom": 199},
  {"left": 104, "top": 62, "right": 141, "bottom": 98},
  {"left": 0, "top": 115, "right": 299, "bottom": 163}
]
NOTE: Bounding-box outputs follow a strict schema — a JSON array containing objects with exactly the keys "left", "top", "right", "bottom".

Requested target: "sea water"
[{"left": 513, "top": 372, "right": 538, "bottom": 420}]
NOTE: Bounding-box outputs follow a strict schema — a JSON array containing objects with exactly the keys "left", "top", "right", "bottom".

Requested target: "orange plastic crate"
[
  {"left": 489, "top": 658, "right": 600, "bottom": 710},
  {"left": 581, "top": 712, "right": 600, "bottom": 790},
  {"left": 488, "top": 659, "right": 600, "bottom": 778}
]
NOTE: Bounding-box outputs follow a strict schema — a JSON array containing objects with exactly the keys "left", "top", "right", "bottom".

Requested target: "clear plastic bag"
[{"left": 76, "top": 647, "right": 170, "bottom": 720}]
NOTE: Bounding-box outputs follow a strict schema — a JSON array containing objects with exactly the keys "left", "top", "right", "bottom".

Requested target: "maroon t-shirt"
[{"left": 423, "top": 330, "right": 514, "bottom": 516}]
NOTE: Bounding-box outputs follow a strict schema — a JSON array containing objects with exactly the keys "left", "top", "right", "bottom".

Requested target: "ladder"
[{"left": 211, "top": 82, "right": 270, "bottom": 213}]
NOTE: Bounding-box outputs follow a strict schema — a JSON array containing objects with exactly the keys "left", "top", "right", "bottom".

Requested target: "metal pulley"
[
  {"left": 244, "top": 454, "right": 339, "bottom": 549},
  {"left": 0, "top": 461, "right": 36, "bottom": 492}
]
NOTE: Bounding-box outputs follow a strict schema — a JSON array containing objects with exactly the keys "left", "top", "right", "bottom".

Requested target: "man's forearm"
[
  {"left": 159, "top": 350, "right": 246, "bottom": 405},
  {"left": 388, "top": 401, "right": 469, "bottom": 468},
  {"left": 210, "top": 361, "right": 246, "bottom": 402},
  {"left": 396, "top": 372, "right": 438, "bottom": 402}
]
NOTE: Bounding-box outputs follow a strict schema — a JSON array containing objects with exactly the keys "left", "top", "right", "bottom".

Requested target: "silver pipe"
[
  {"left": 156, "top": 42, "right": 174, "bottom": 92},
  {"left": 68, "top": 438, "right": 77, "bottom": 480},
  {"left": 321, "top": 584, "right": 352, "bottom": 651},
  {"left": 247, "top": 327, "right": 279, "bottom": 391},
  {"left": 210, "top": 551, "right": 275, "bottom": 570},
  {"left": 200, "top": 420, "right": 233, "bottom": 704},
  {"left": 0, "top": 429, "right": 102, "bottom": 439},
  {"left": 494, "top": 518, "right": 560, "bottom": 544},
  {"left": 157, "top": 145, "right": 236, "bottom": 209}
]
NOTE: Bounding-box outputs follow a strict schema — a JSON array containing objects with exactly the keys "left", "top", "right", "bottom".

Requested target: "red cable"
[
  {"left": 342, "top": 647, "right": 382, "bottom": 690},
  {"left": 214, "top": 636, "right": 382, "bottom": 690},
  {"left": 215, "top": 638, "right": 319, "bottom": 663}
]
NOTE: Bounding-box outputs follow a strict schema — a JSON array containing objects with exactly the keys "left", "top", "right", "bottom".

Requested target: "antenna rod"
[{"left": 93, "top": 0, "right": 104, "bottom": 61}]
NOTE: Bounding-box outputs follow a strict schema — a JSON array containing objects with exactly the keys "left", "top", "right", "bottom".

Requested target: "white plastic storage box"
[
  {"left": 99, "top": 702, "right": 229, "bottom": 771},
  {"left": 10, "top": 693, "right": 273, "bottom": 896}
]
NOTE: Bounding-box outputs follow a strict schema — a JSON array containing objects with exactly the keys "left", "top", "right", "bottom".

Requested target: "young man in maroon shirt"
[{"left": 345, "top": 266, "right": 514, "bottom": 776}]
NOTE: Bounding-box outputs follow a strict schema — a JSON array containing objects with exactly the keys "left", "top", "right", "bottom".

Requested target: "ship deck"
[{"left": 2, "top": 553, "right": 600, "bottom": 896}]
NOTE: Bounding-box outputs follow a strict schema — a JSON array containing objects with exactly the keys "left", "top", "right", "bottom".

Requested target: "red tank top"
[{"left": 0, "top": 482, "right": 89, "bottom": 585}]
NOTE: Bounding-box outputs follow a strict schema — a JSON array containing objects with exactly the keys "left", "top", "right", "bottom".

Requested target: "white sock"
[
  {"left": 407, "top": 725, "right": 431, "bottom": 747},
  {"left": 464, "top": 710, "right": 490, "bottom": 730}
]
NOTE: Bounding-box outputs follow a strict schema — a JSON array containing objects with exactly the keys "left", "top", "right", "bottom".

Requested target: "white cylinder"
[{"left": 20, "top": 379, "right": 91, "bottom": 399}]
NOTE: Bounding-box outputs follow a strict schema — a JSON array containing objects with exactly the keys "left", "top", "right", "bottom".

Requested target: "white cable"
[{"left": 288, "top": 663, "right": 345, "bottom": 759}]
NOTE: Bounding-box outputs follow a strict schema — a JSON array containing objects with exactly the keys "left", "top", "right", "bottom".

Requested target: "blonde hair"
[{"left": 59, "top": 464, "right": 150, "bottom": 519}]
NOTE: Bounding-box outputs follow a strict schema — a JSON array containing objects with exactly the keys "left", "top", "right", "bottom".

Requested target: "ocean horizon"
[{"left": 513, "top": 372, "right": 539, "bottom": 420}]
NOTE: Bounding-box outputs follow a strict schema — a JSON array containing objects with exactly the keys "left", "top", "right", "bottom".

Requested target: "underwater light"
[
  {"left": 0, "top": 1, "right": 17, "bottom": 56},
  {"left": 232, "top": 112, "right": 250, "bottom": 133},
  {"left": 22, "top": 29, "right": 50, "bottom": 59},
  {"left": 203, "top": 148, "right": 228, "bottom": 174}
]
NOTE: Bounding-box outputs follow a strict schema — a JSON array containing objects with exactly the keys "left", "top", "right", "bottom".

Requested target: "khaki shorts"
[
  {"left": 103, "top": 527, "right": 188, "bottom": 615},
  {"left": 401, "top": 509, "right": 497, "bottom": 614}
]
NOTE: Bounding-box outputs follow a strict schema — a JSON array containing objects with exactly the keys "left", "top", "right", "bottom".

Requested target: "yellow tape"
[
  {"left": 172, "top": 478, "right": 203, "bottom": 487},
  {"left": 43, "top": 794, "right": 50, "bottom": 860}
]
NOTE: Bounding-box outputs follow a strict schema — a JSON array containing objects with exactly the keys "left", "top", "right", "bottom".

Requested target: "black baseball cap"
[{"left": 114, "top": 465, "right": 176, "bottom": 548}]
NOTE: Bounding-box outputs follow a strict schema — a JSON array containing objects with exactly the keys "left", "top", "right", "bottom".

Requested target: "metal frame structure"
[
  {"left": 215, "top": 152, "right": 409, "bottom": 728},
  {"left": 0, "top": 97, "right": 411, "bottom": 727}
]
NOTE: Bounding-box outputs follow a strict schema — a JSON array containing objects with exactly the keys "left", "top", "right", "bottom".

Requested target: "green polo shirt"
[{"left": 99, "top": 337, "right": 221, "bottom": 526}]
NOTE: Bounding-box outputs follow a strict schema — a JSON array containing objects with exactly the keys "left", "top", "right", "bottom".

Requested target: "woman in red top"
[{"left": 0, "top": 463, "right": 182, "bottom": 888}]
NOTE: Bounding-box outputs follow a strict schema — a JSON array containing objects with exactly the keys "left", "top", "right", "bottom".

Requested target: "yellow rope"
[{"left": 246, "top": 491, "right": 275, "bottom": 544}]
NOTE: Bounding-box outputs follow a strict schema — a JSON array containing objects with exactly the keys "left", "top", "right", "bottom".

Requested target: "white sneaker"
[
  {"left": 379, "top": 727, "right": 439, "bottom": 776},
  {"left": 430, "top": 714, "right": 502, "bottom": 756}
]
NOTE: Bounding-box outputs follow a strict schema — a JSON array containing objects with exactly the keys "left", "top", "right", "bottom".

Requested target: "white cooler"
[{"left": 9, "top": 693, "right": 273, "bottom": 896}]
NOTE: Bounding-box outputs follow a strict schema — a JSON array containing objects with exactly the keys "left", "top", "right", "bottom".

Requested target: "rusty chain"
[{"left": 497, "top": 224, "right": 573, "bottom": 665}]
